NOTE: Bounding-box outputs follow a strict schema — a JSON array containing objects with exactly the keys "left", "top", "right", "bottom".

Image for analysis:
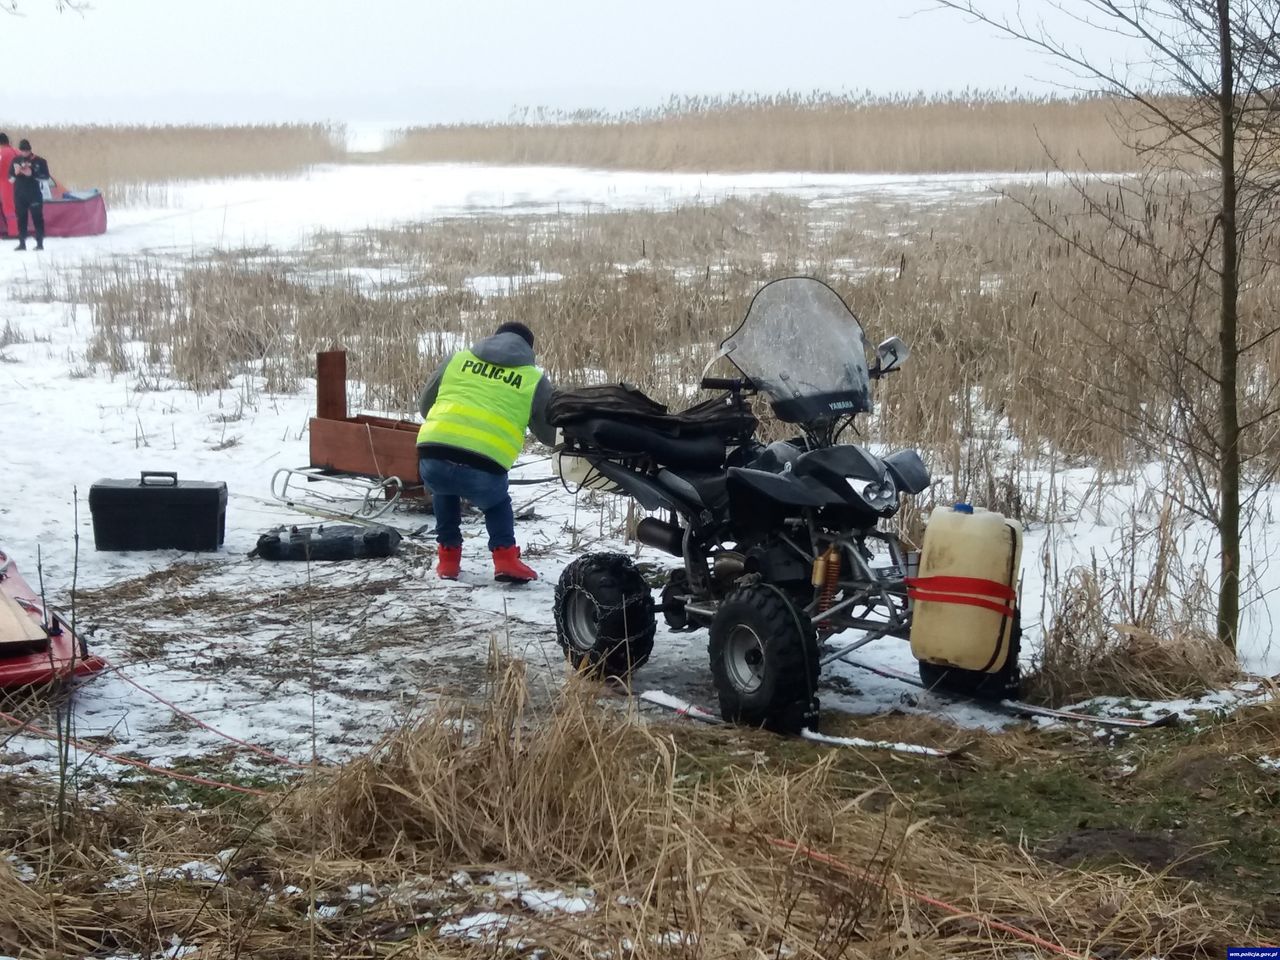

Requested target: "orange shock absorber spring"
[{"left": 817, "top": 545, "right": 841, "bottom": 613}]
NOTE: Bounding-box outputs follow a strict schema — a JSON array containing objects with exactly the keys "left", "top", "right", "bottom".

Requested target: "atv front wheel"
[
  {"left": 554, "top": 553, "right": 656, "bottom": 680},
  {"left": 708, "top": 586, "right": 819, "bottom": 734},
  {"left": 917, "top": 610, "right": 1022, "bottom": 701}
]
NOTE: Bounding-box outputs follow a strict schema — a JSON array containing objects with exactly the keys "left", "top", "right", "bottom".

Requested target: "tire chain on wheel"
[
  {"left": 708, "top": 585, "right": 820, "bottom": 735},
  {"left": 554, "top": 552, "right": 656, "bottom": 680}
]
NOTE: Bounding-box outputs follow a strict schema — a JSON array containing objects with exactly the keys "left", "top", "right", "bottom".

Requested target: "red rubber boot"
[
  {"left": 492, "top": 545, "right": 537, "bottom": 583},
  {"left": 436, "top": 545, "right": 462, "bottom": 580}
]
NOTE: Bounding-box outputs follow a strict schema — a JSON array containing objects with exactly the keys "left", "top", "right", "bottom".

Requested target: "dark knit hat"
[
  {"left": 17, "top": 139, "right": 30, "bottom": 151},
  {"left": 495, "top": 321, "right": 534, "bottom": 349}
]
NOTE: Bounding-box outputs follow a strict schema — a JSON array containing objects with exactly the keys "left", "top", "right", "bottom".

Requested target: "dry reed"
[
  {"left": 383, "top": 94, "right": 1145, "bottom": 173},
  {"left": 0, "top": 123, "right": 344, "bottom": 205},
  {"left": 1026, "top": 564, "right": 1236, "bottom": 704},
  {"left": 1024, "top": 489, "right": 1238, "bottom": 703},
  {"left": 73, "top": 183, "right": 1280, "bottom": 476}
]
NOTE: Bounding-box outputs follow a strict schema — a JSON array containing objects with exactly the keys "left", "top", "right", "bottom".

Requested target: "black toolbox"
[{"left": 89, "top": 472, "right": 227, "bottom": 552}]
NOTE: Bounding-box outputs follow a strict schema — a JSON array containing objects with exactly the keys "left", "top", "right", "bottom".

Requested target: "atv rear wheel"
[
  {"left": 917, "top": 610, "right": 1022, "bottom": 701},
  {"left": 708, "top": 585, "right": 819, "bottom": 734},
  {"left": 554, "top": 553, "right": 656, "bottom": 680}
]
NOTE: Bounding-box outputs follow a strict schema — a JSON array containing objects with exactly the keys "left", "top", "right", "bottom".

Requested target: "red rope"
[
  {"left": 905, "top": 575, "right": 1016, "bottom": 601},
  {"left": 100, "top": 659, "right": 310, "bottom": 769},
  {"left": 0, "top": 707, "right": 273, "bottom": 798},
  {"left": 906, "top": 575, "right": 1018, "bottom": 617},
  {"left": 767, "top": 837, "right": 1089, "bottom": 959},
  {"left": 906, "top": 588, "right": 1017, "bottom": 619}
]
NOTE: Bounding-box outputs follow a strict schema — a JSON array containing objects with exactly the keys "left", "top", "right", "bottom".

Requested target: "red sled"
[
  {"left": 42, "top": 189, "right": 108, "bottom": 238},
  {"left": 0, "top": 547, "right": 104, "bottom": 688}
]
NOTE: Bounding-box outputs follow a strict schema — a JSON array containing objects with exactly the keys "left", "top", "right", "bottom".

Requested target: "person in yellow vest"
[{"left": 416, "top": 322, "right": 555, "bottom": 582}]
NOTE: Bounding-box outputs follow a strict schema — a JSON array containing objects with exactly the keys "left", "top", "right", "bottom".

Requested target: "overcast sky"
[{"left": 1, "top": 0, "right": 1143, "bottom": 126}]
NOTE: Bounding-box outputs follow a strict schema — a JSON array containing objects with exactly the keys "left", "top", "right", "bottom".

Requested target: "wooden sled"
[{"left": 273, "top": 351, "right": 431, "bottom": 520}]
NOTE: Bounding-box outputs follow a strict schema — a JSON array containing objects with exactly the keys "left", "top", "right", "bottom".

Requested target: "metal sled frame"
[
  {"left": 268, "top": 349, "right": 427, "bottom": 521},
  {"left": 271, "top": 466, "right": 404, "bottom": 521}
]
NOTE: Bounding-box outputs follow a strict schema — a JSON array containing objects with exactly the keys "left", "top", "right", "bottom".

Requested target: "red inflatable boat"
[{"left": 0, "top": 548, "right": 104, "bottom": 688}]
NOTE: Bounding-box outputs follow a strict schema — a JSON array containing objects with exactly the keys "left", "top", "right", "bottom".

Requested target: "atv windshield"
[{"left": 716, "top": 277, "right": 872, "bottom": 423}]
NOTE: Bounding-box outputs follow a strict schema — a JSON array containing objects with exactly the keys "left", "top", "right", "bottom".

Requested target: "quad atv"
[{"left": 549, "top": 277, "right": 1020, "bottom": 732}]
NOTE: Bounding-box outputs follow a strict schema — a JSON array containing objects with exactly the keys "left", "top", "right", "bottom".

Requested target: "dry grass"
[
  {"left": 2, "top": 123, "right": 344, "bottom": 205},
  {"left": 1026, "top": 568, "right": 1237, "bottom": 704},
  {"left": 0, "top": 663, "right": 1269, "bottom": 958},
  {"left": 383, "top": 94, "right": 1145, "bottom": 173},
  {"left": 1026, "top": 500, "right": 1237, "bottom": 704}
]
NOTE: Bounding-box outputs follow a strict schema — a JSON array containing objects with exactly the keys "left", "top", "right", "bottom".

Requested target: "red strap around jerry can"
[{"left": 905, "top": 575, "right": 1017, "bottom": 619}]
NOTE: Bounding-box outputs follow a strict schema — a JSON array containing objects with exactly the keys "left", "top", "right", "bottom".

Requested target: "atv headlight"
[
  {"left": 864, "top": 478, "right": 897, "bottom": 508},
  {"left": 847, "top": 476, "right": 898, "bottom": 511}
]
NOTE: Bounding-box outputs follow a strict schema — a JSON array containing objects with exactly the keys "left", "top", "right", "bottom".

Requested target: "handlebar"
[{"left": 700, "top": 376, "right": 749, "bottom": 391}]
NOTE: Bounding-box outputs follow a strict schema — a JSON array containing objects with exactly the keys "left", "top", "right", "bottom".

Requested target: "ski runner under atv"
[{"left": 549, "top": 277, "right": 1023, "bottom": 733}]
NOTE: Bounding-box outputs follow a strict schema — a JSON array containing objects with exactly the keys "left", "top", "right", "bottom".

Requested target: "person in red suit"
[{"left": 0, "top": 134, "right": 17, "bottom": 238}]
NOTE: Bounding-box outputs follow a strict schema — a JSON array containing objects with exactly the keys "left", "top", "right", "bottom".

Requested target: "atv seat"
[
  {"left": 549, "top": 383, "right": 758, "bottom": 459},
  {"left": 564, "top": 417, "right": 726, "bottom": 471}
]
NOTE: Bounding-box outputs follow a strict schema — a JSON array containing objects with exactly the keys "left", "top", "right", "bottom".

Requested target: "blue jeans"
[{"left": 419, "top": 457, "right": 515, "bottom": 550}]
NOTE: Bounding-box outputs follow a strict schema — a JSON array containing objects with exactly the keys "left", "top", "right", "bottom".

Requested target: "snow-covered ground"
[
  {"left": 29, "top": 162, "right": 1067, "bottom": 259},
  {"left": 0, "top": 162, "right": 1272, "bottom": 784}
]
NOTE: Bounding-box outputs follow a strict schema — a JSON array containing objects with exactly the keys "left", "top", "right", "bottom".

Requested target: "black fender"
[
  {"left": 726, "top": 467, "right": 847, "bottom": 507},
  {"left": 883, "top": 449, "right": 931, "bottom": 495},
  {"left": 793, "top": 445, "right": 887, "bottom": 484}
]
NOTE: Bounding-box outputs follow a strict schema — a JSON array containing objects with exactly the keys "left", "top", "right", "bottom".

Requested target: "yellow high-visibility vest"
[{"left": 416, "top": 350, "right": 542, "bottom": 469}]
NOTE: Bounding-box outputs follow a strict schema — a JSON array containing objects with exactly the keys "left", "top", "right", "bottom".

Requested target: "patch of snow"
[
  {"left": 441, "top": 717, "right": 477, "bottom": 735},
  {"left": 106, "top": 852, "right": 229, "bottom": 892},
  {"left": 639, "top": 689, "right": 719, "bottom": 722},
  {"left": 297, "top": 265, "right": 410, "bottom": 293},
  {"left": 1079, "top": 684, "right": 1268, "bottom": 723},
  {"left": 4, "top": 854, "right": 35, "bottom": 883},
  {"left": 266, "top": 883, "right": 307, "bottom": 905},
  {"left": 482, "top": 870, "right": 595, "bottom": 916},
  {"left": 163, "top": 936, "right": 197, "bottom": 960},
  {"left": 465, "top": 271, "right": 563, "bottom": 297},
  {"left": 439, "top": 911, "right": 512, "bottom": 940},
  {"left": 519, "top": 889, "right": 593, "bottom": 914},
  {"left": 488, "top": 870, "right": 533, "bottom": 888},
  {"left": 800, "top": 729, "right": 952, "bottom": 758}
]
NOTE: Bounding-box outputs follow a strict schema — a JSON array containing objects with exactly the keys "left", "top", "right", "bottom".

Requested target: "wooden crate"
[
  {"left": 308, "top": 414, "right": 422, "bottom": 484},
  {"left": 307, "top": 351, "right": 425, "bottom": 496}
]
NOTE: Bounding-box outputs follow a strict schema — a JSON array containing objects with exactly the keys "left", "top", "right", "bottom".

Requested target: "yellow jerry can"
[{"left": 908, "top": 503, "right": 1022, "bottom": 673}]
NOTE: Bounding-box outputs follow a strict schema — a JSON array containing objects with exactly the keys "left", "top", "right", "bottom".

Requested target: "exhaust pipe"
[{"left": 635, "top": 517, "right": 684, "bottom": 556}]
